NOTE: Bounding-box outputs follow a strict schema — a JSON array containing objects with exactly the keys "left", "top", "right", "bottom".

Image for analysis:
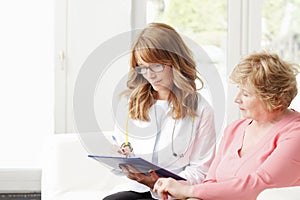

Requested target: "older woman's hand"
[{"left": 153, "top": 177, "right": 195, "bottom": 200}]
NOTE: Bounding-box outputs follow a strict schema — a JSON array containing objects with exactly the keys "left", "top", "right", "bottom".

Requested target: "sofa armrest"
[{"left": 257, "top": 186, "right": 300, "bottom": 200}]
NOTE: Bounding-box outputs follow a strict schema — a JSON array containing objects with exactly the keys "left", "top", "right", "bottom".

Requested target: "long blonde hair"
[{"left": 125, "top": 23, "right": 203, "bottom": 121}]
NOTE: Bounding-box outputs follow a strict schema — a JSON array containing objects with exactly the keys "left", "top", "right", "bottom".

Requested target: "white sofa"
[
  {"left": 41, "top": 133, "right": 127, "bottom": 200},
  {"left": 257, "top": 186, "right": 300, "bottom": 200},
  {"left": 41, "top": 133, "right": 300, "bottom": 200}
]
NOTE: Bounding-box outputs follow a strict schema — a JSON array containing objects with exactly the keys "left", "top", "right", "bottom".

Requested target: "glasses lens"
[
  {"left": 135, "top": 66, "right": 146, "bottom": 74},
  {"left": 135, "top": 64, "right": 164, "bottom": 74},
  {"left": 150, "top": 64, "right": 164, "bottom": 72}
]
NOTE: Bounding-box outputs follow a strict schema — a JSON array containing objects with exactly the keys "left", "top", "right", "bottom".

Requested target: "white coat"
[{"left": 112, "top": 93, "right": 216, "bottom": 197}]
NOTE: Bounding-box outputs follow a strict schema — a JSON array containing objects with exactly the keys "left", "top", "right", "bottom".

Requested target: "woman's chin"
[{"left": 151, "top": 85, "right": 163, "bottom": 91}]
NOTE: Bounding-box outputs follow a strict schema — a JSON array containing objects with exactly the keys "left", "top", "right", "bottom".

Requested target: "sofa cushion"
[{"left": 41, "top": 133, "right": 127, "bottom": 200}]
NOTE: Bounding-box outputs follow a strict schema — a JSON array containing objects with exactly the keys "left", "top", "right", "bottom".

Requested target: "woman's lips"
[{"left": 151, "top": 80, "right": 161, "bottom": 86}]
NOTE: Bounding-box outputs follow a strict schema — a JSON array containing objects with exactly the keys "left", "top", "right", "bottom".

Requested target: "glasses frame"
[{"left": 135, "top": 63, "right": 165, "bottom": 74}]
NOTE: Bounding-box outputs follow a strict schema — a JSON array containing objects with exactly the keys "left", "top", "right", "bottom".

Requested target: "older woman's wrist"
[{"left": 185, "top": 184, "right": 195, "bottom": 198}]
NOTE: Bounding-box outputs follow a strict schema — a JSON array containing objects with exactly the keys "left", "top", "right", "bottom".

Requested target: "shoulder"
[
  {"left": 196, "top": 93, "right": 214, "bottom": 113},
  {"left": 277, "top": 111, "right": 300, "bottom": 137},
  {"left": 287, "top": 110, "right": 300, "bottom": 124},
  {"left": 193, "top": 93, "right": 215, "bottom": 125},
  {"left": 197, "top": 93, "right": 214, "bottom": 119}
]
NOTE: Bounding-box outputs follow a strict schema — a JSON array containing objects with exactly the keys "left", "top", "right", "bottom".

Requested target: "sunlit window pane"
[
  {"left": 146, "top": 0, "right": 227, "bottom": 79},
  {"left": 0, "top": 0, "right": 54, "bottom": 168},
  {"left": 261, "top": 0, "right": 300, "bottom": 111},
  {"left": 146, "top": 0, "right": 227, "bottom": 135}
]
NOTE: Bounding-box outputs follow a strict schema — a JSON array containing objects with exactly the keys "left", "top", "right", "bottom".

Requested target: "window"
[
  {"left": 0, "top": 0, "right": 54, "bottom": 191},
  {"left": 261, "top": 0, "right": 300, "bottom": 111},
  {"left": 145, "top": 0, "right": 227, "bottom": 135},
  {"left": 146, "top": 0, "right": 227, "bottom": 83}
]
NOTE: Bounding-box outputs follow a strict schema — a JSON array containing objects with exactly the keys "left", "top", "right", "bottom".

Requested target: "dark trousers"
[{"left": 103, "top": 191, "right": 155, "bottom": 200}]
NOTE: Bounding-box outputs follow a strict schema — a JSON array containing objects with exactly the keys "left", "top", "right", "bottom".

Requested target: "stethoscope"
[
  {"left": 170, "top": 117, "right": 194, "bottom": 158},
  {"left": 123, "top": 107, "right": 195, "bottom": 158}
]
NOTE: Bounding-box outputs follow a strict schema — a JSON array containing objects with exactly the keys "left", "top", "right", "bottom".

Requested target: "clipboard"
[{"left": 88, "top": 155, "right": 186, "bottom": 181}]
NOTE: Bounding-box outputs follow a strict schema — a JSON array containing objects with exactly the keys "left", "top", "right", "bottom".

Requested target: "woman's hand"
[
  {"left": 116, "top": 142, "right": 134, "bottom": 157},
  {"left": 153, "top": 177, "right": 195, "bottom": 200},
  {"left": 119, "top": 164, "right": 159, "bottom": 189},
  {"left": 117, "top": 146, "right": 132, "bottom": 157}
]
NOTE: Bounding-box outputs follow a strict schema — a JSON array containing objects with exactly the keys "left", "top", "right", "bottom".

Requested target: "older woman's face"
[{"left": 234, "top": 84, "right": 267, "bottom": 120}]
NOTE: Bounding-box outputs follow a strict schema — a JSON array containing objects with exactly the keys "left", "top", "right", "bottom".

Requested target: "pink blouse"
[{"left": 193, "top": 111, "right": 300, "bottom": 200}]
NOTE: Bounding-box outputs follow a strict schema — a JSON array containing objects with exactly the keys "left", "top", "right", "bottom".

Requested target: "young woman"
[{"left": 103, "top": 23, "right": 217, "bottom": 200}]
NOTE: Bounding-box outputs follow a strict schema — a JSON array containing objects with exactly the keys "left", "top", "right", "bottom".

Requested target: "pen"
[{"left": 111, "top": 135, "right": 119, "bottom": 146}]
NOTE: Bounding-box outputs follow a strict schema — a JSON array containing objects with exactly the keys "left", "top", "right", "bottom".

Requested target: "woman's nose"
[{"left": 234, "top": 92, "right": 241, "bottom": 104}]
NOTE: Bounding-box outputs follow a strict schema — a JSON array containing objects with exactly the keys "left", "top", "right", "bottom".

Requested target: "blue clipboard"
[{"left": 88, "top": 155, "right": 186, "bottom": 181}]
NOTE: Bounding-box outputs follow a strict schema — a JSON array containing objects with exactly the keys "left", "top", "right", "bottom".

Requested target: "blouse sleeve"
[
  {"left": 193, "top": 124, "right": 300, "bottom": 200},
  {"left": 179, "top": 98, "right": 217, "bottom": 184}
]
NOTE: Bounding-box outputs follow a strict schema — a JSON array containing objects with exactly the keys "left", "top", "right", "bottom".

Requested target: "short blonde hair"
[{"left": 230, "top": 51, "right": 299, "bottom": 111}]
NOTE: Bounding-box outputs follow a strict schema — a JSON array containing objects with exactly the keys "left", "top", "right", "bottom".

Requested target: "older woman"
[{"left": 153, "top": 52, "right": 300, "bottom": 200}]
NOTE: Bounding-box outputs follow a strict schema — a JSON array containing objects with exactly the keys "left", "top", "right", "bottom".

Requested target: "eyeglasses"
[{"left": 135, "top": 63, "right": 165, "bottom": 74}]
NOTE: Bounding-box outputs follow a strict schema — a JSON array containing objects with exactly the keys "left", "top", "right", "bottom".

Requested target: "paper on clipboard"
[{"left": 88, "top": 155, "right": 186, "bottom": 181}]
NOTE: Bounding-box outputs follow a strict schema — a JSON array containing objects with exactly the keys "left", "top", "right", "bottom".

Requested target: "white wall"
[{"left": 0, "top": 0, "right": 54, "bottom": 191}]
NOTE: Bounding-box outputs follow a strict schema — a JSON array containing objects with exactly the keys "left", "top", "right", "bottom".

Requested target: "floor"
[{"left": 0, "top": 193, "right": 41, "bottom": 200}]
